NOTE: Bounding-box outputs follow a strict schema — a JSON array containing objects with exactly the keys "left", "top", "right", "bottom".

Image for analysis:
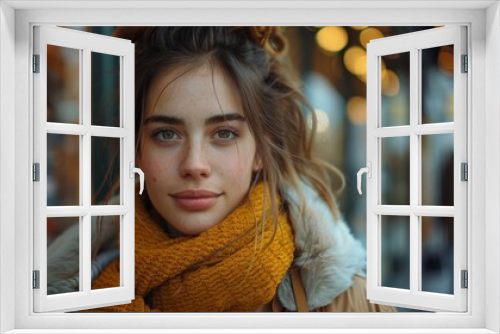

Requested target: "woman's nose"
[{"left": 179, "top": 142, "right": 211, "bottom": 178}]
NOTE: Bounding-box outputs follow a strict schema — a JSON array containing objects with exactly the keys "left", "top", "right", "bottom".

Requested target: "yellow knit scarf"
[{"left": 90, "top": 182, "right": 295, "bottom": 312}]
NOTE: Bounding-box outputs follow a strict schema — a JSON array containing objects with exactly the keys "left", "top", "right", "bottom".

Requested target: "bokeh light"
[
  {"left": 344, "top": 46, "right": 367, "bottom": 76},
  {"left": 347, "top": 96, "right": 367, "bottom": 125},
  {"left": 360, "top": 27, "right": 384, "bottom": 49},
  {"left": 316, "top": 26, "right": 349, "bottom": 53},
  {"left": 381, "top": 70, "right": 400, "bottom": 96},
  {"left": 307, "top": 108, "right": 330, "bottom": 133}
]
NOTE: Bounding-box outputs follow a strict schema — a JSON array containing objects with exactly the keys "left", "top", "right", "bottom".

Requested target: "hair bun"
[
  {"left": 247, "top": 27, "right": 288, "bottom": 57},
  {"left": 112, "top": 26, "right": 288, "bottom": 58}
]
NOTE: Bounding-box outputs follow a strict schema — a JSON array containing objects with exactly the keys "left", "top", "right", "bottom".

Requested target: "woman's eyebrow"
[
  {"left": 144, "top": 115, "right": 183, "bottom": 125},
  {"left": 144, "top": 113, "right": 246, "bottom": 125},
  {"left": 205, "top": 113, "right": 246, "bottom": 125}
]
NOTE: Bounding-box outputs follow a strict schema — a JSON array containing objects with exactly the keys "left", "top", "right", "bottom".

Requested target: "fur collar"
[{"left": 277, "top": 180, "right": 366, "bottom": 311}]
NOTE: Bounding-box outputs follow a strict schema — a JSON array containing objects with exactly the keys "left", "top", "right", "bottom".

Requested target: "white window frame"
[{"left": 0, "top": 1, "right": 499, "bottom": 333}]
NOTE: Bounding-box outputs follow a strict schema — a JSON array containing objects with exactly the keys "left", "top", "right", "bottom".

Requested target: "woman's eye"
[
  {"left": 215, "top": 129, "right": 237, "bottom": 140},
  {"left": 156, "top": 130, "right": 179, "bottom": 140}
]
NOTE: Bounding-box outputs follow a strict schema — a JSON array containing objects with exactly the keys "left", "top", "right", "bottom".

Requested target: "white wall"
[
  {"left": 486, "top": 2, "right": 500, "bottom": 333},
  {"left": 0, "top": 2, "right": 16, "bottom": 333}
]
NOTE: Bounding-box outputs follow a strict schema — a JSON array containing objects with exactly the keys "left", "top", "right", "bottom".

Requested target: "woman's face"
[{"left": 138, "top": 64, "right": 262, "bottom": 236}]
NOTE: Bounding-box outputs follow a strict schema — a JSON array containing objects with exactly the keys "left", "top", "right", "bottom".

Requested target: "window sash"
[
  {"left": 32, "top": 25, "right": 136, "bottom": 313},
  {"left": 366, "top": 25, "right": 467, "bottom": 312}
]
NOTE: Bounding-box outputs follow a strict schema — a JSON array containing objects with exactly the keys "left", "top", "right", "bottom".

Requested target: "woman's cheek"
[
  {"left": 219, "top": 149, "right": 248, "bottom": 173},
  {"left": 143, "top": 151, "right": 173, "bottom": 184},
  {"left": 230, "top": 156, "right": 255, "bottom": 182}
]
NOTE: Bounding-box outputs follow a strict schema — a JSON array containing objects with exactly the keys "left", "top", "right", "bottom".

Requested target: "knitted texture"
[{"left": 88, "top": 182, "right": 294, "bottom": 312}]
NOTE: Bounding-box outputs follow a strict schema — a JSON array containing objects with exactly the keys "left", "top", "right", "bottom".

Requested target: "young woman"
[{"left": 48, "top": 26, "right": 395, "bottom": 313}]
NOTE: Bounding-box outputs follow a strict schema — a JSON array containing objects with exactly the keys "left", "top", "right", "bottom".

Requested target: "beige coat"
[{"left": 315, "top": 275, "right": 395, "bottom": 312}]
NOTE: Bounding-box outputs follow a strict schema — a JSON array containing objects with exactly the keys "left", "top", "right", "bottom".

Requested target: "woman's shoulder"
[{"left": 275, "top": 179, "right": 367, "bottom": 311}]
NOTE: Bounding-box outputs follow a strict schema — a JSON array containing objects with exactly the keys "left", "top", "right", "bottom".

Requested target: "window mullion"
[
  {"left": 82, "top": 47, "right": 92, "bottom": 294},
  {"left": 82, "top": 214, "right": 91, "bottom": 293},
  {"left": 373, "top": 205, "right": 411, "bottom": 215},
  {"left": 413, "top": 123, "right": 454, "bottom": 135},
  {"left": 409, "top": 47, "right": 420, "bottom": 295}
]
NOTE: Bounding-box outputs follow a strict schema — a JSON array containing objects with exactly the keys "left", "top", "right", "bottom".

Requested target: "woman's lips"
[{"left": 170, "top": 190, "right": 221, "bottom": 211}]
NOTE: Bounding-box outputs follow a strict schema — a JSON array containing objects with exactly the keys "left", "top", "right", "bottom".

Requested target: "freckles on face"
[{"left": 137, "top": 63, "right": 261, "bottom": 236}]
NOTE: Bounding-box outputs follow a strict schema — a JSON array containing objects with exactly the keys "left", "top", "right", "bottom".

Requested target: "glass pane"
[
  {"left": 381, "top": 215, "right": 410, "bottom": 290},
  {"left": 421, "top": 217, "right": 454, "bottom": 294},
  {"left": 47, "top": 134, "right": 80, "bottom": 206},
  {"left": 47, "top": 45, "right": 80, "bottom": 124},
  {"left": 421, "top": 133, "right": 454, "bottom": 206},
  {"left": 91, "top": 137, "right": 121, "bottom": 205},
  {"left": 91, "top": 52, "right": 120, "bottom": 127},
  {"left": 47, "top": 217, "right": 80, "bottom": 295},
  {"left": 421, "top": 45, "right": 454, "bottom": 124},
  {"left": 381, "top": 136, "right": 410, "bottom": 205},
  {"left": 91, "top": 216, "right": 121, "bottom": 290},
  {"left": 381, "top": 52, "right": 410, "bottom": 127}
]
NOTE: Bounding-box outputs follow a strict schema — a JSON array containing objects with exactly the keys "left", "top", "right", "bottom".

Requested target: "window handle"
[
  {"left": 129, "top": 162, "right": 145, "bottom": 195},
  {"left": 357, "top": 162, "right": 372, "bottom": 195}
]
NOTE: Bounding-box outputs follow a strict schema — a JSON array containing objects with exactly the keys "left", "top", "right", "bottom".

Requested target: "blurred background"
[{"left": 46, "top": 26, "right": 455, "bottom": 311}]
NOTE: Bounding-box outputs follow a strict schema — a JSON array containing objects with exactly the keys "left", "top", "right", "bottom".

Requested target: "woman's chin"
[{"left": 167, "top": 215, "right": 220, "bottom": 236}]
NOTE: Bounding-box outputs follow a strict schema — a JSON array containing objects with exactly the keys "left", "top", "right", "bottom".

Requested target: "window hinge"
[
  {"left": 33, "top": 54, "right": 40, "bottom": 73},
  {"left": 461, "top": 54, "right": 468, "bottom": 73},
  {"left": 461, "top": 162, "right": 468, "bottom": 181},
  {"left": 33, "top": 163, "right": 40, "bottom": 182},
  {"left": 461, "top": 270, "right": 468, "bottom": 289},
  {"left": 33, "top": 270, "right": 40, "bottom": 289}
]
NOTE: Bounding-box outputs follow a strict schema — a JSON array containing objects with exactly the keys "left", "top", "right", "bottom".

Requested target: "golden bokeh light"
[
  {"left": 358, "top": 60, "right": 387, "bottom": 83},
  {"left": 344, "top": 46, "right": 367, "bottom": 76},
  {"left": 347, "top": 96, "right": 367, "bottom": 125},
  {"left": 381, "top": 70, "right": 400, "bottom": 96},
  {"left": 354, "top": 54, "right": 367, "bottom": 75},
  {"left": 359, "top": 27, "right": 384, "bottom": 49},
  {"left": 316, "top": 26, "right": 349, "bottom": 53}
]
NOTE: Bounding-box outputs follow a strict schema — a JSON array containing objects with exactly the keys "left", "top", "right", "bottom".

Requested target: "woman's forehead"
[
  {"left": 151, "top": 62, "right": 231, "bottom": 91},
  {"left": 146, "top": 63, "right": 243, "bottom": 119}
]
